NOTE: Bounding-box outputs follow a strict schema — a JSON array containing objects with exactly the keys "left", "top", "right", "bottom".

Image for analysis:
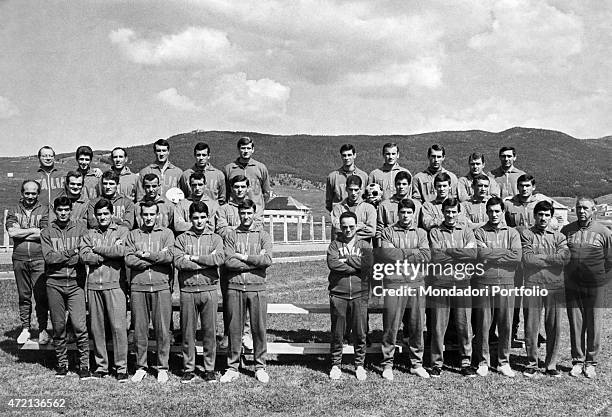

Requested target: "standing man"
[
  {"left": 488, "top": 146, "right": 525, "bottom": 200},
  {"left": 330, "top": 175, "right": 376, "bottom": 241},
  {"left": 173, "top": 172, "right": 220, "bottom": 234},
  {"left": 108, "top": 147, "right": 139, "bottom": 201},
  {"left": 473, "top": 197, "right": 522, "bottom": 377},
  {"left": 87, "top": 170, "right": 136, "bottom": 230},
  {"left": 136, "top": 139, "right": 183, "bottom": 202},
  {"left": 179, "top": 142, "right": 226, "bottom": 205},
  {"left": 376, "top": 171, "right": 421, "bottom": 247},
  {"left": 173, "top": 201, "right": 225, "bottom": 384},
  {"left": 326, "top": 144, "right": 369, "bottom": 212},
  {"left": 520, "top": 200, "right": 570, "bottom": 378},
  {"left": 420, "top": 173, "right": 466, "bottom": 232},
  {"left": 223, "top": 136, "right": 271, "bottom": 210},
  {"left": 219, "top": 200, "right": 273, "bottom": 384},
  {"left": 135, "top": 174, "right": 173, "bottom": 228},
  {"left": 457, "top": 153, "right": 500, "bottom": 202},
  {"left": 36, "top": 146, "right": 65, "bottom": 212},
  {"left": 562, "top": 197, "right": 612, "bottom": 379},
  {"left": 75, "top": 145, "right": 102, "bottom": 199},
  {"left": 6, "top": 180, "right": 50, "bottom": 345},
  {"left": 125, "top": 201, "right": 175, "bottom": 383},
  {"left": 215, "top": 175, "right": 264, "bottom": 239},
  {"left": 52, "top": 171, "right": 89, "bottom": 225},
  {"left": 411, "top": 144, "right": 458, "bottom": 204},
  {"left": 79, "top": 199, "right": 129, "bottom": 381},
  {"left": 41, "top": 196, "right": 91, "bottom": 379},
  {"left": 461, "top": 174, "right": 492, "bottom": 231},
  {"left": 368, "top": 143, "right": 411, "bottom": 201}
]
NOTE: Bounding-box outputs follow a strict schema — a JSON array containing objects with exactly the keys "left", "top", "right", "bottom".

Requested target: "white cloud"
[
  {"left": 155, "top": 88, "right": 203, "bottom": 111},
  {"left": 109, "top": 26, "right": 242, "bottom": 67},
  {"left": 343, "top": 57, "right": 443, "bottom": 91},
  {"left": 0, "top": 96, "right": 19, "bottom": 119}
]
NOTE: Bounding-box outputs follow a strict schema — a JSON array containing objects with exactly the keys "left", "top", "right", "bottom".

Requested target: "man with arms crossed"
[
  {"left": 326, "top": 144, "right": 368, "bottom": 212},
  {"left": 180, "top": 142, "right": 226, "bottom": 205},
  {"left": 368, "top": 142, "right": 411, "bottom": 201}
]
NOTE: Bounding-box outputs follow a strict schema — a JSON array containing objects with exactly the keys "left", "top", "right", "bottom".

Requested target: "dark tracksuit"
[
  {"left": 179, "top": 164, "right": 227, "bottom": 205},
  {"left": 41, "top": 220, "right": 89, "bottom": 370},
  {"left": 173, "top": 229, "right": 224, "bottom": 373},
  {"left": 51, "top": 189, "right": 89, "bottom": 226},
  {"left": 87, "top": 194, "right": 136, "bottom": 230},
  {"left": 223, "top": 158, "right": 271, "bottom": 210},
  {"left": 429, "top": 223, "right": 478, "bottom": 369},
  {"left": 125, "top": 226, "right": 175, "bottom": 370},
  {"left": 223, "top": 225, "right": 273, "bottom": 371},
  {"left": 378, "top": 224, "right": 430, "bottom": 370},
  {"left": 520, "top": 226, "right": 570, "bottom": 370},
  {"left": 6, "top": 201, "right": 49, "bottom": 331},
  {"left": 327, "top": 237, "right": 372, "bottom": 368},
  {"left": 80, "top": 223, "right": 129, "bottom": 375},
  {"left": 36, "top": 166, "right": 65, "bottom": 212}
]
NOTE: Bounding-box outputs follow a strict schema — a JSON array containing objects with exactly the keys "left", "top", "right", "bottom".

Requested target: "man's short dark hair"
[
  {"left": 472, "top": 174, "right": 490, "bottom": 186},
  {"left": 346, "top": 175, "right": 362, "bottom": 189},
  {"left": 94, "top": 198, "right": 114, "bottom": 214},
  {"left": 189, "top": 171, "right": 206, "bottom": 184},
  {"left": 238, "top": 199, "right": 256, "bottom": 212},
  {"left": 339, "top": 144, "right": 355, "bottom": 154},
  {"left": 468, "top": 152, "right": 485, "bottom": 163},
  {"left": 230, "top": 175, "right": 250, "bottom": 187},
  {"left": 382, "top": 142, "right": 398, "bottom": 153},
  {"left": 397, "top": 199, "right": 416, "bottom": 212},
  {"left": 111, "top": 147, "right": 127, "bottom": 158},
  {"left": 153, "top": 139, "right": 170, "bottom": 151},
  {"left": 434, "top": 172, "right": 451, "bottom": 185},
  {"left": 395, "top": 171, "right": 412, "bottom": 185},
  {"left": 54, "top": 196, "right": 73, "bottom": 210},
  {"left": 499, "top": 146, "right": 516, "bottom": 156},
  {"left": 194, "top": 142, "right": 210, "bottom": 155},
  {"left": 339, "top": 211, "right": 357, "bottom": 223},
  {"left": 190, "top": 201, "right": 209, "bottom": 217},
  {"left": 21, "top": 180, "right": 41, "bottom": 194},
  {"left": 75, "top": 145, "right": 93, "bottom": 160},
  {"left": 237, "top": 136, "right": 253, "bottom": 148},
  {"left": 37, "top": 146, "right": 55, "bottom": 158},
  {"left": 101, "top": 170, "right": 120, "bottom": 184},
  {"left": 427, "top": 144, "right": 445, "bottom": 157},
  {"left": 65, "top": 170, "right": 84, "bottom": 182},
  {"left": 517, "top": 174, "right": 535, "bottom": 186},
  {"left": 139, "top": 200, "right": 159, "bottom": 213},
  {"left": 533, "top": 200, "right": 554, "bottom": 216},
  {"left": 142, "top": 173, "right": 159, "bottom": 184},
  {"left": 486, "top": 196, "right": 505, "bottom": 211},
  {"left": 442, "top": 198, "right": 461, "bottom": 212}
]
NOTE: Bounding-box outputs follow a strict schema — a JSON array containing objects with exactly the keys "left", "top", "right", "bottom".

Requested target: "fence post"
[
  {"left": 269, "top": 216, "right": 274, "bottom": 243},
  {"left": 283, "top": 215, "right": 289, "bottom": 243},
  {"left": 321, "top": 216, "right": 326, "bottom": 241},
  {"left": 297, "top": 215, "right": 303, "bottom": 241},
  {"left": 3, "top": 209, "right": 8, "bottom": 251},
  {"left": 309, "top": 216, "right": 315, "bottom": 242}
]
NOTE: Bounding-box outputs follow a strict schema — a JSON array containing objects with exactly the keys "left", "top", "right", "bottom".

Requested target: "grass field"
[{"left": 1, "top": 261, "right": 611, "bottom": 416}]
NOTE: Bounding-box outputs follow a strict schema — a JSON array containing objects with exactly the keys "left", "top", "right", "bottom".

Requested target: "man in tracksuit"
[
  {"left": 173, "top": 201, "right": 225, "bottom": 384},
  {"left": 562, "top": 196, "right": 612, "bottom": 379},
  {"left": 135, "top": 173, "right": 173, "bottom": 228},
  {"left": 520, "top": 200, "right": 570, "bottom": 378},
  {"left": 173, "top": 171, "right": 220, "bottom": 234},
  {"left": 136, "top": 139, "right": 183, "bottom": 202},
  {"left": 473, "top": 197, "right": 522, "bottom": 377},
  {"left": 331, "top": 175, "right": 376, "bottom": 242},
  {"left": 327, "top": 211, "right": 372, "bottom": 381},
  {"left": 125, "top": 200, "right": 175, "bottom": 383},
  {"left": 40, "top": 196, "right": 92, "bottom": 379},
  {"left": 6, "top": 180, "right": 50, "bottom": 345},
  {"left": 51, "top": 171, "right": 89, "bottom": 225},
  {"left": 219, "top": 199, "right": 273, "bottom": 384},
  {"left": 326, "top": 143, "right": 369, "bottom": 212},
  {"left": 87, "top": 170, "right": 136, "bottom": 230},
  {"left": 79, "top": 198, "right": 129, "bottom": 381},
  {"left": 378, "top": 199, "right": 430, "bottom": 380},
  {"left": 420, "top": 172, "right": 467, "bottom": 232},
  {"left": 457, "top": 152, "right": 500, "bottom": 202},
  {"left": 368, "top": 142, "right": 411, "bottom": 201},
  {"left": 179, "top": 142, "right": 226, "bottom": 205},
  {"left": 36, "top": 146, "right": 65, "bottom": 212},
  {"left": 461, "top": 174, "right": 491, "bottom": 231},
  {"left": 488, "top": 146, "right": 525, "bottom": 200},
  {"left": 107, "top": 147, "right": 139, "bottom": 202},
  {"left": 75, "top": 145, "right": 101, "bottom": 199},
  {"left": 428, "top": 198, "right": 478, "bottom": 378},
  {"left": 411, "top": 144, "right": 458, "bottom": 204}
]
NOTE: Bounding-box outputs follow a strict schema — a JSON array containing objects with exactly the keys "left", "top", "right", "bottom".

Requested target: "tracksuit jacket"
[
  {"left": 79, "top": 168, "right": 99, "bottom": 199},
  {"left": 457, "top": 172, "right": 501, "bottom": 202},
  {"left": 420, "top": 198, "right": 467, "bottom": 231},
  {"left": 51, "top": 189, "right": 89, "bottom": 225},
  {"left": 520, "top": 226, "right": 570, "bottom": 290},
  {"left": 504, "top": 194, "right": 550, "bottom": 231},
  {"left": 325, "top": 166, "right": 369, "bottom": 212},
  {"left": 488, "top": 166, "right": 525, "bottom": 200},
  {"left": 368, "top": 164, "right": 411, "bottom": 201},
  {"left": 36, "top": 166, "right": 65, "bottom": 211},
  {"left": 327, "top": 237, "right": 372, "bottom": 299},
  {"left": 223, "top": 158, "right": 271, "bottom": 209},
  {"left": 5, "top": 200, "right": 49, "bottom": 261},
  {"left": 173, "top": 196, "right": 220, "bottom": 233},
  {"left": 87, "top": 194, "right": 136, "bottom": 230},
  {"left": 124, "top": 225, "right": 175, "bottom": 292},
  {"left": 411, "top": 167, "right": 458, "bottom": 203},
  {"left": 135, "top": 197, "right": 173, "bottom": 229},
  {"left": 223, "top": 225, "right": 273, "bottom": 291},
  {"left": 80, "top": 223, "right": 129, "bottom": 290},
  {"left": 100, "top": 166, "right": 139, "bottom": 202},
  {"left": 474, "top": 222, "right": 522, "bottom": 285},
  {"left": 376, "top": 195, "right": 422, "bottom": 239},
  {"left": 461, "top": 198, "right": 489, "bottom": 230},
  {"left": 136, "top": 161, "right": 183, "bottom": 202},
  {"left": 41, "top": 220, "right": 87, "bottom": 287},
  {"left": 378, "top": 223, "right": 430, "bottom": 288},
  {"left": 561, "top": 220, "right": 612, "bottom": 287},
  {"left": 179, "top": 164, "right": 227, "bottom": 205},
  {"left": 331, "top": 198, "right": 376, "bottom": 240},
  {"left": 173, "top": 229, "right": 225, "bottom": 292},
  {"left": 429, "top": 223, "right": 478, "bottom": 287},
  {"left": 214, "top": 197, "right": 264, "bottom": 239}
]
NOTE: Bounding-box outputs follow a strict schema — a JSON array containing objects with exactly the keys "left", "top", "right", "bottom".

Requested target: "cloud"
[
  {"left": 109, "top": 26, "right": 242, "bottom": 67},
  {"left": 155, "top": 88, "right": 203, "bottom": 111},
  {"left": 343, "top": 57, "right": 443, "bottom": 91},
  {"left": 0, "top": 96, "right": 19, "bottom": 119}
]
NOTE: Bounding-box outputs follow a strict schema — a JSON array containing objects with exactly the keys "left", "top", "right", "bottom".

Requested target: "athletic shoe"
[
  {"left": 157, "top": 370, "right": 169, "bottom": 384},
  {"left": 410, "top": 367, "right": 430, "bottom": 378},
  {"left": 569, "top": 363, "right": 583, "bottom": 377},
  {"left": 355, "top": 366, "right": 367, "bottom": 381},
  {"left": 117, "top": 373, "right": 129, "bottom": 383},
  {"left": 461, "top": 366, "right": 477, "bottom": 378},
  {"left": 181, "top": 372, "right": 196, "bottom": 384},
  {"left": 497, "top": 364, "right": 516, "bottom": 378},
  {"left": 523, "top": 368, "right": 538, "bottom": 378},
  {"left": 203, "top": 371, "right": 217, "bottom": 383},
  {"left": 131, "top": 369, "right": 147, "bottom": 383},
  {"left": 584, "top": 364, "right": 596, "bottom": 379},
  {"left": 429, "top": 366, "right": 442, "bottom": 378},
  {"left": 382, "top": 368, "right": 394, "bottom": 381},
  {"left": 476, "top": 365, "right": 489, "bottom": 377},
  {"left": 242, "top": 334, "right": 254, "bottom": 351},
  {"left": 79, "top": 369, "right": 95, "bottom": 380},
  {"left": 545, "top": 369, "right": 561, "bottom": 378},
  {"left": 329, "top": 366, "right": 341, "bottom": 380},
  {"left": 255, "top": 369, "right": 270, "bottom": 384},
  {"left": 17, "top": 328, "right": 31, "bottom": 344},
  {"left": 220, "top": 369, "right": 240, "bottom": 383},
  {"left": 55, "top": 366, "right": 68, "bottom": 378},
  {"left": 38, "top": 329, "right": 51, "bottom": 345},
  {"left": 92, "top": 371, "right": 108, "bottom": 379}
]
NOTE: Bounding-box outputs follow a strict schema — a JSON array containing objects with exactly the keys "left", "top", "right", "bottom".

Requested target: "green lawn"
[{"left": 1, "top": 261, "right": 611, "bottom": 416}]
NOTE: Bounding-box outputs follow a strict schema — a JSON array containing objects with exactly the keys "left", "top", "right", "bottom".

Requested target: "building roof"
[{"left": 265, "top": 196, "right": 310, "bottom": 211}]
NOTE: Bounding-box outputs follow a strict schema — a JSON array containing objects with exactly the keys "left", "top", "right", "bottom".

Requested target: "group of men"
[{"left": 8, "top": 137, "right": 273, "bottom": 384}]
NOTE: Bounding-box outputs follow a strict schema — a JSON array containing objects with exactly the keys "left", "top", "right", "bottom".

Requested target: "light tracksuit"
[{"left": 179, "top": 164, "right": 227, "bottom": 205}]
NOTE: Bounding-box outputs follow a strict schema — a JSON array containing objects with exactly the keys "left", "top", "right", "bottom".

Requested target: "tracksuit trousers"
[
  {"left": 180, "top": 290, "right": 218, "bottom": 373},
  {"left": 330, "top": 295, "right": 368, "bottom": 368},
  {"left": 429, "top": 290, "right": 472, "bottom": 368},
  {"left": 131, "top": 289, "right": 172, "bottom": 370},
  {"left": 226, "top": 289, "right": 267, "bottom": 371},
  {"left": 14, "top": 259, "right": 48, "bottom": 330},
  {"left": 88, "top": 288, "right": 128, "bottom": 374},
  {"left": 523, "top": 288, "right": 564, "bottom": 370}
]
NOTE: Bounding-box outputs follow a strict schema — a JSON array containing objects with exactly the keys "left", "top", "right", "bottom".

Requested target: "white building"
[{"left": 264, "top": 196, "right": 311, "bottom": 223}]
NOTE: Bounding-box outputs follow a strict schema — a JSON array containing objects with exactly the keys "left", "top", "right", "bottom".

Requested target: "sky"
[{"left": 0, "top": 0, "right": 610, "bottom": 156}]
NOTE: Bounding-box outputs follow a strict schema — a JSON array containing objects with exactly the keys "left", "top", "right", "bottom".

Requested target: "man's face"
[
  {"left": 144, "top": 179, "right": 159, "bottom": 200},
  {"left": 398, "top": 207, "right": 414, "bottom": 227},
  {"left": 189, "top": 178, "right": 205, "bottom": 199},
  {"left": 232, "top": 181, "right": 249, "bottom": 200},
  {"left": 443, "top": 205, "right": 459, "bottom": 227},
  {"left": 383, "top": 146, "right": 399, "bottom": 166},
  {"left": 339, "top": 217, "right": 357, "bottom": 239},
  {"left": 517, "top": 180, "right": 535, "bottom": 199},
  {"left": 486, "top": 204, "right": 504, "bottom": 225},
  {"left": 395, "top": 179, "right": 411, "bottom": 197},
  {"left": 474, "top": 180, "right": 490, "bottom": 199},
  {"left": 341, "top": 150, "right": 356, "bottom": 168},
  {"left": 434, "top": 180, "right": 450, "bottom": 200},
  {"left": 54, "top": 204, "right": 72, "bottom": 222},
  {"left": 101, "top": 179, "right": 118, "bottom": 197},
  {"left": 95, "top": 207, "right": 112, "bottom": 227},
  {"left": 67, "top": 176, "right": 84, "bottom": 197},
  {"left": 534, "top": 210, "right": 552, "bottom": 229},
  {"left": 140, "top": 205, "right": 158, "bottom": 227},
  {"left": 499, "top": 150, "right": 516, "bottom": 169},
  {"left": 111, "top": 149, "right": 127, "bottom": 170},
  {"left": 190, "top": 211, "right": 208, "bottom": 232},
  {"left": 428, "top": 150, "right": 445, "bottom": 170},
  {"left": 347, "top": 184, "right": 361, "bottom": 204},
  {"left": 77, "top": 155, "right": 91, "bottom": 171},
  {"left": 576, "top": 200, "right": 595, "bottom": 223},
  {"left": 154, "top": 145, "right": 169, "bottom": 163},
  {"left": 194, "top": 149, "right": 210, "bottom": 168},
  {"left": 39, "top": 148, "right": 55, "bottom": 168},
  {"left": 22, "top": 182, "right": 39, "bottom": 206},
  {"left": 469, "top": 158, "right": 484, "bottom": 175},
  {"left": 239, "top": 207, "right": 255, "bottom": 228},
  {"left": 239, "top": 143, "right": 254, "bottom": 160}
]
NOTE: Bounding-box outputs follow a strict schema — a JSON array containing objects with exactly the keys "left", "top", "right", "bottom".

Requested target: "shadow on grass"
[{"left": 1, "top": 326, "right": 56, "bottom": 370}]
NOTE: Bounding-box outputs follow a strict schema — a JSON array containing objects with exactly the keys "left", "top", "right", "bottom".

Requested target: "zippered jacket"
[
  {"left": 6, "top": 200, "right": 49, "bottom": 261},
  {"left": 87, "top": 194, "right": 136, "bottom": 230},
  {"left": 327, "top": 237, "right": 372, "bottom": 299},
  {"left": 80, "top": 223, "right": 129, "bottom": 290},
  {"left": 41, "top": 220, "right": 87, "bottom": 287},
  {"left": 561, "top": 220, "right": 612, "bottom": 287},
  {"left": 429, "top": 223, "right": 477, "bottom": 287},
  {"left": 124, "top": 225, "right": 174, "bottom": 292},
  {"left": 520, "top": 226, "right": 570, "bottom": 289},
  {"left": 474, "top": 222, "right": 522, "bottom": 285},
  {"left": 377, "top": 223, "right": 430, "bottom": 287},
  {"left": 223, "top": 225, "right": 273, "bottom": 291},
  {"left": 173, "top": 229, "right": 224, "bottom": 292}
]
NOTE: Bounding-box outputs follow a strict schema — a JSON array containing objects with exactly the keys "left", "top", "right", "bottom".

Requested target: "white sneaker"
[
  {"left": 476, "top": 364, "right": 489, "bottom": 377},
  {"left": 382, "top": 368, "right": 394, "bottom": 381},
  {"left": 242, "top": 334, "right": 254, "bottom": 351},
  {"left": 255, "top": 369, "right": 270, "bottom": 384},
  {"left": 38, "top": 329, "right": 51, "bottom": 345},
  {"left": 583, "top": 364, "right": 596, "bottom": 379},
  {"left": 355, "top": 366, "right": 367, "bottom": 381},
  {"left": 329, "top": 366, "right": 341, "bottom": 380},
  {"left": 220, "top": 369, "right": 240, "bottom": 383},
  {"left": 569, "top": 363, "right": 583, "bottom": 377},
  {"left": 17, "top": 328, "right": 31, "bottom": 344},
  {"left": 497, "top": 364, "right": 516, "bottom": 378},
  {"left": 157, "top": 369, "right": 169, "bottom": 384},
  {"left": 131, "top": 369, "right": 147, "bottom": 383},
  {"left": 410, "top": 367, "right": 430, "bottom": 379}
]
